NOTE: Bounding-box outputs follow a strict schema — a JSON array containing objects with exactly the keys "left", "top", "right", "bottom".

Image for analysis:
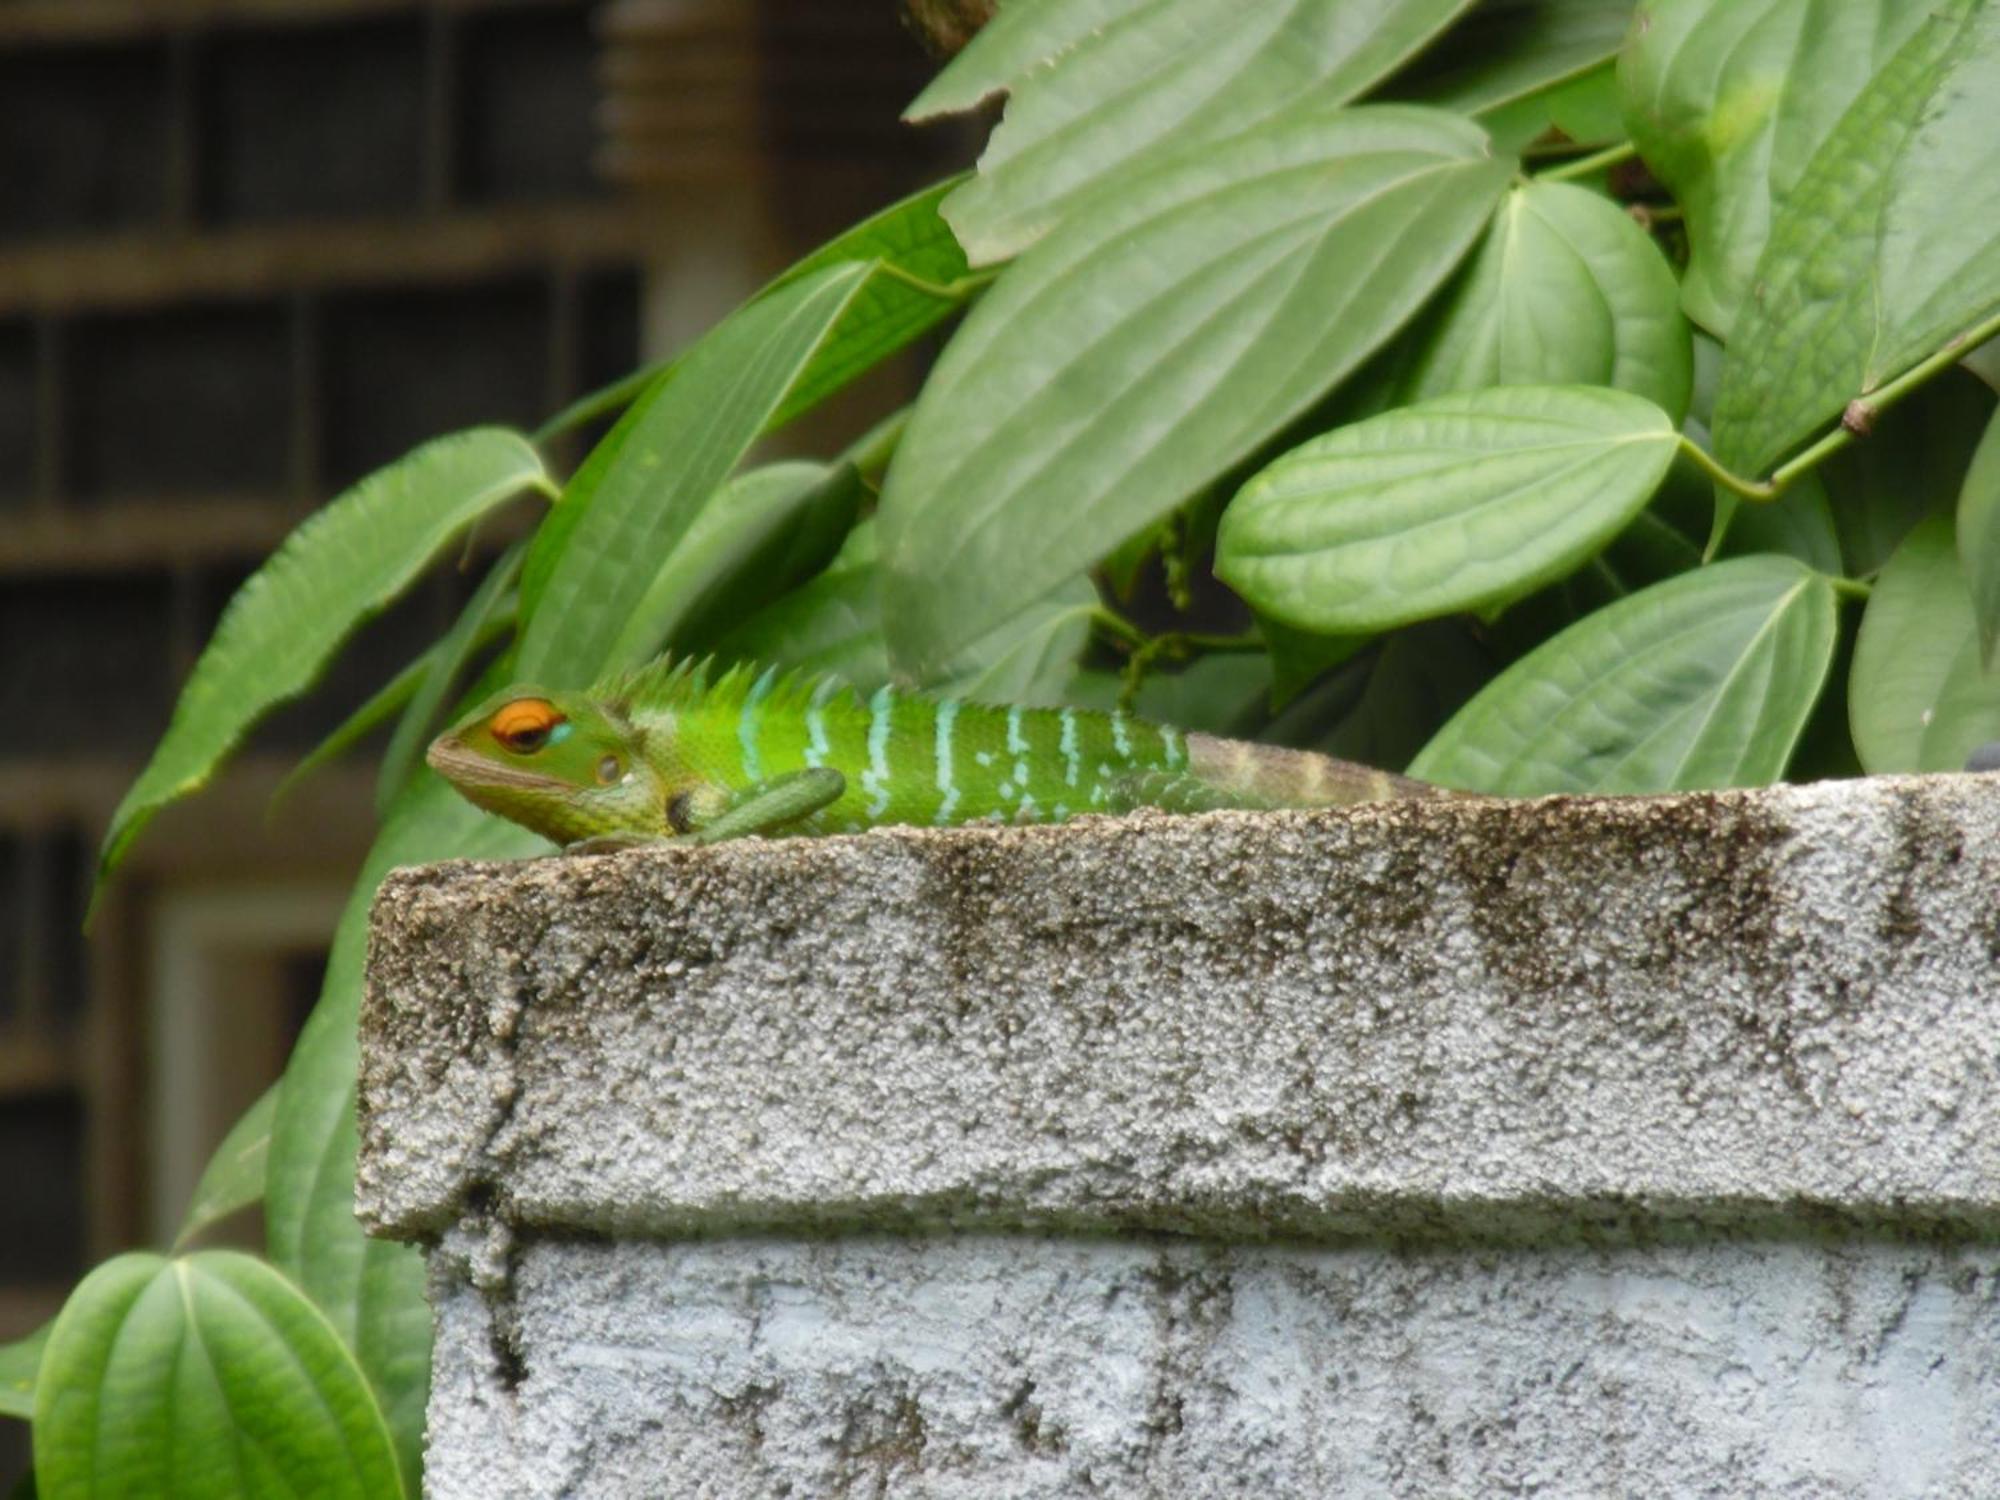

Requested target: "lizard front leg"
[{"left": 678, "top": 767, "right": 847, "bottom": 844}]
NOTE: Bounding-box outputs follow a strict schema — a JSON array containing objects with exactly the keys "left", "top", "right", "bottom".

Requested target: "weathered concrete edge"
[{"left": 357, "top": 774, "right": 2000, "bottom": 1247}]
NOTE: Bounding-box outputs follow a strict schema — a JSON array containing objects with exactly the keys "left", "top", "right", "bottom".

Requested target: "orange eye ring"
[{"left": 490, "top": 698, "right": 564, "bottom": 754}]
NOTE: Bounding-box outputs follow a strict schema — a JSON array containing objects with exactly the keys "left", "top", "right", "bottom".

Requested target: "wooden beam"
[{"left": 0, "top": 204, "right": 643, "bottom": 317}]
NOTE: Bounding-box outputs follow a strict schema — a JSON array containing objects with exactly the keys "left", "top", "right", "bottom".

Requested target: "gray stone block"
[{"left": 359, "top": 775, "right": 2000, "bottom": 1498}]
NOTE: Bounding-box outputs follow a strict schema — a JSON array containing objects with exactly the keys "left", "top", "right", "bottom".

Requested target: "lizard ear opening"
[{"left": 490, "top": 698, "right": 566, "bottom": 755}]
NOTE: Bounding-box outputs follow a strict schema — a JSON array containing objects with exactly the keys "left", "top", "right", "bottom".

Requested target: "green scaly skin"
[{"left": 426, "top": 655, "right": 1449, "bottom": 849}]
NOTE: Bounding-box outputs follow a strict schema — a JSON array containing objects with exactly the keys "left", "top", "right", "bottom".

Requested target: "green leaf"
[
  {"left": 1392, "top": 180, "right": 1691, "bottom": 419},
  {"left": 881, "top": 106, "right": 1511, "bottom": 683},
  {"left": 34, "top": 1251, "right": 404, "bottom": 1499},
  {"left": 1390, "top": 0, "right": 1633, "bottom": 116},
  {"left": 1851, "top": 517, "right": 2000, "bottom": 773},
  {"left": 925, "top": 0, "right": 1475, "bottom": 262},
  {"left": 265, "top": 776, "right": 546, "bottom": 1492},
  {"left": 1622, "top": 0, "right": 1931, "bottom": 339},
  {"left": 1217, "top": 386, "right": 1681, "bottom": 633},
  {"left": 1411, "top": 555, "right": 1837, "bottom": 793},
  {"left": 516, "top": 262, "right": 872, "bottom": 685},
  {"left": 1959, "top": 407, "right": 2000, "bottom": 665},
  {"left": 1392, "top": 0, "right": 1624, "bottom": 116},
  {"left": 175, "top": 1082, "right": 278, "bottom": 1248},
  {"left": 0, "top": 1323, "right": 47, "bottom": 1420},
  {"left": 907, "top": 0, "right": 1145, "bottom": 118},
  {"left": 377, "top": 543, "right": 523, "bottom": 815},
  {"left": 712, "top": 542, "right": 892, "bottom": 694},
  {"left": 1711, "top": 0, "right": 2000, "bottom": 476},
  {"left": 609, "top": 461, "right": 864, "bottom": 669},
  {"left": 95, "top": 429, "right": 549, "bottom": 903},
  {"left": 1543, "top": 61, "right": 1626, "bottom": 146},
  {"left": 934, "top": 576, "right": 1098, "bottom": 707}
]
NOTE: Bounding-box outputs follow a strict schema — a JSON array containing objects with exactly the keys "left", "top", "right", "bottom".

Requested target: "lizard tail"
[{"left": 1183, "top": 732, "right": 1451, "bottom": 808}]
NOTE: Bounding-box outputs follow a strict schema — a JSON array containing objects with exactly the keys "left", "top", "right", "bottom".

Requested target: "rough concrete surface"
[{"left": 358, "top": 774, "right": 2000, "bottom": 1497}]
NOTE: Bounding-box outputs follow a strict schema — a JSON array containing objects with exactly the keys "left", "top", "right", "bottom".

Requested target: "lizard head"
[{"left": 427, "top": 688, "right": 668, "bottom": 846}]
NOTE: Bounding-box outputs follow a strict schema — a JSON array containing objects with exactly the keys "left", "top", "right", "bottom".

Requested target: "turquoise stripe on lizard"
[{"left": 934, "top": 699, "right": 960, "bottom": 824}]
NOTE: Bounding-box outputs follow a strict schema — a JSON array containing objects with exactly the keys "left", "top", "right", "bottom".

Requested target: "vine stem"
[
  {"left": 1677, "top": 437, "right": 1777, "bottom": 502},
  {"left": 1681, "top": 306, "right": 2000, "bottom": 501},
  {"left": 873, "top": 262, "right": 1002, "bottom": 301},
  {"left": 1766, "top": 307, "right": 2000, "bottom": 488},
  {"left": 1536, "top": 140, "right": 1639, "bottom": 184}
]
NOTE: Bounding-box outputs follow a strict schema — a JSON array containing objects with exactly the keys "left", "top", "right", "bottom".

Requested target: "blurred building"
[{"left": 0, "top": 0, "right": 954, "bottom": 1475}]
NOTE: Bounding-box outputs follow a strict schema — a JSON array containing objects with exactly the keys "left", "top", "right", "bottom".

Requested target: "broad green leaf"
[
  {"left": 1543, "top": 62, "right": 1625, "bottom": 146},
  {"left": 539, "top": 179, "right": 972, "bottom": 442},
  {"left": 1217, "top": 386, "right": 1680, "bottom": 633},
  {"left": 881, "top": 106, "right": 1511, "bottom": 682},
  {"left": 1622, "top": 0, "right": 1930, "bottom": 339},
  {"left": 713, "top": 522, "right": 890, "bottom": 692},
  {"left": 0, "top": 1323, "right": 46, "bottom": 1420},
  {"left": 175, "top": 1082, "right": 278, "bottom": 1248},
  {"left": 377, "top": 542, "right": 523, "bottom": 814},
  {"left": 908, "top": 0, "right": 1148, "bottom": 118},
  {"left": 934, "top": 575, "right": 1097, "bottom": 707},
  {"left": 1392, "top": 180, "right": 1691, "bottom": 419},
  {"left": 35, "top": 1252, "right": 404, "bottom": 1499},
  {"left": 1711, "top": 1, "right": 2000, "bottom": 476},
  {"left": 95, "top": 429, "right": 549, "bottom": 901},
  {"left": 925, "top": 0, "right": 1474, "bottom": 262},
  {"left": 1390, "top": 0, "right": 1633, "bottom": 116},
  {"left": 266, "top": 775, "right": 545, "bottom": 1492},
  {"left": 609, "top": 461, "right": 863, "bottom": 670},
  {"left": 516, "top": 262, "right": 872, "bottom": 685},
  {"left": 1411, "top": 555, "right": 1837, "bottom": 793},
  {"left": 1851, "top": 517, "right": 2000, "bottom": 773},
  {"left": 1959, "top": 407, "right": 2000, "bottom": 664}
]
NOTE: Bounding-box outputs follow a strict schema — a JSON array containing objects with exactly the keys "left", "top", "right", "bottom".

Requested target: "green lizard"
[{"left": 426, "top": 655, "right": 1449, "bottom": 849}]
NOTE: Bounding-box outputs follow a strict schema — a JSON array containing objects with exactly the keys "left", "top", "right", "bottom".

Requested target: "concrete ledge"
[
  {"left": 361, "top": 776, "right": 2000, "bottom": 1242},
  {"left": 358, "top": 774, "right": 2000, "bottom": 1498}
]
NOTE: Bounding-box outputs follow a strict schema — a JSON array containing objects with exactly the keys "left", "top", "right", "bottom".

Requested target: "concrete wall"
[{"left": 358, "top": 775, "right": 2000, "bottom": 1498}]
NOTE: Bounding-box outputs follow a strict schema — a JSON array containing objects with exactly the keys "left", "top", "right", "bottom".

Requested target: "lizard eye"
[
  {"left": 596, "top": 755, "right": 622, "bottom": 785},
  {"left": 490, "top": 698, "right": 563, "bottom": 755}
]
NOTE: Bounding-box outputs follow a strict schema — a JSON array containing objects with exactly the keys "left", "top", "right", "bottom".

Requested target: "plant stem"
[
  {"left": 873, "top": 262, "right": 1002, "bottom": 301},
  {"left": 1089, "top": 607, "right": 1147, "bottom": 649},
  {"left": 1537, "top": 140, "right": 1639, "bottom": 184},
  {"left": 1676, "top": 436, "right": 1778, "bottom": 501},
  {"left": 1827, "top": 575, "right": 1873, "bottom": 602},
  {"left": 1767, "top": 307, "right": 2000, "bottom": 488}
]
